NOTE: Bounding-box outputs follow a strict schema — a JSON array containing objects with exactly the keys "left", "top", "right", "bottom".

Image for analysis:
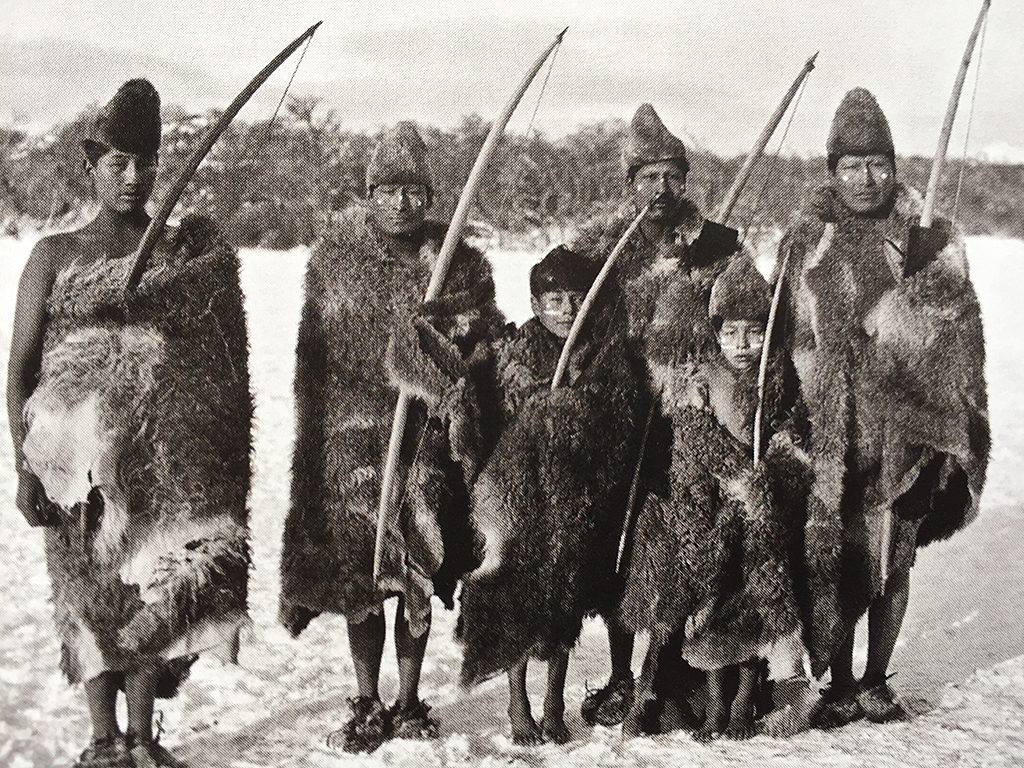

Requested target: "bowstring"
[
  {"left": 494, "top": 36, "right": 564, "bottom": 233},
  {"left": 745, "top": 73, "right": 810, "bottom": 240},
  {"left": 952, "top": 8, "right": 989, "bottom": 223},
  {"left": 265, "top": 31, "right": 316, "bottom": 141}
]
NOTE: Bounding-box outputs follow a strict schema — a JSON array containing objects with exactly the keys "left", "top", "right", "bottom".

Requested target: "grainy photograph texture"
[{"left": 1, "top": 1, "right": 1022, "bottom": 766}]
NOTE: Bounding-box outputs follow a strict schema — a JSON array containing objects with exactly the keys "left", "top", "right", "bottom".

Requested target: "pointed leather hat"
[
  {"left": 366, "top": 120, "right": 434, "bottom": 199},
  {"left": 622, "top": 103, "right": 689, "bottom": 181},
  {"left": 826, "top": 87, "right": 894, "bottom": 172},
  {"left": 708, "top": 254, "right": 770, "bottom": 326},
  {"left": 83, "top": 78, "right": 161, "bottom": 158}
]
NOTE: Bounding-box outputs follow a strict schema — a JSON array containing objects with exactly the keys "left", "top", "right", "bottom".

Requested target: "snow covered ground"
[{"left": 1, "top": 235, "right": 1022, "bottom": 767}]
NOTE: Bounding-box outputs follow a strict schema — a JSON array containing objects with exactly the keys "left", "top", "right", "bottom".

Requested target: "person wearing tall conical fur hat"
[
  {"left": 278, "top": 120, "right": 504, "bottom": 753},
  {"left": 617, "top": 254, "right": 810, "bottom": 741},
  {"left": 775, "top": 87, "right": 989, "bottom": 728},
  {"left": 7, "top": 79, "right": 252, "bottom": 768},
  {"left": 571, "top": 103, "right": 744, "bottom": 729}
]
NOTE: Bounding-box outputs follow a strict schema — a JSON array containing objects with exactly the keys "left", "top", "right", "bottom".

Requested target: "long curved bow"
[
  {"left": 920, "top": 0, "right": 991, "bottom": 228},
  {"left": 372, "top": 27, "right": 568, "bottom": 582},
  {"left": 124, "top": 21, "right": 322, "bottom": 295},
  {"left": 607, "top": 54, "right": 819, "bottom": 572},
  {"left": 554, "top": 52, "right": 818, "bottom": 391}
]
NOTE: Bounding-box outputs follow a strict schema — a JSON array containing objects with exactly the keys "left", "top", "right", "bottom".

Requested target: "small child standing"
[
  {"left": 493, "top": 245, "right": 602, "bottom": 421},
  {"left": 458, "top": 244, "right": 642, "bottom": 745},
  {"left": 619, "top": 254, "right": 809, "bottom": 740}
]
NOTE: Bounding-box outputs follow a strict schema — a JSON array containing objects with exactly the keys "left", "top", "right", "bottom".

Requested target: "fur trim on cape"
[
  {"left": 457, "top": 302, "right": 643, "bottom": 686},
  {"left": 25, "top": 214, "right": 252, "bottom": 687},
  {"left": 778, "top": 182, "right": 989, "bottom": 675},
  {"left": 279, "top": 208, "right": 503, "bottom": 636},
  {"left": 570, "top": 201, "right": 706, "bottom": 283}
]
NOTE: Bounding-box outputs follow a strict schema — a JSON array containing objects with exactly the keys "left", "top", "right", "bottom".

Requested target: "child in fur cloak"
[
  {"left": 775, "top": 88, "right": 989, "bottom": 729},
  {"left": 457, "top": 245, "right": 644, "bottom": 745},
  {"left": 7, "top": 80, "right": 252, "bottom": 768},
  {"left": 568, "top": 103, "right": 741, "bottom": 728},
  {"left": 277, "top": 121, "right": 504, "bottom": 753},
  {"left": 617, "top": 254, "right": 812, "bottom": 741}
]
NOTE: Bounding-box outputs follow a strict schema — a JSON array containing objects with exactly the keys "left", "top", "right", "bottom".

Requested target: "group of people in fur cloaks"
[{"left": 8, "top": 77, "right": 988, "bottom": 768}]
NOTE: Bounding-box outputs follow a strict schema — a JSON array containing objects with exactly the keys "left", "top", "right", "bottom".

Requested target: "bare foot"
[
  {"left": 510, "top": 711, "right": 542, "bottom": 746},
  {"left": 723, "top": 713, "right": 756, "bottom": 740},
  {"left": 621, "top": 704, "right": 644, "bottom": 739},
  {"left": 693, "top": 704, "right": 727, "bottom": 743},
  {"left": 540, "top": 715, "right": 572, "bottom": 744},
  {"left": 760, "top": 680, "right": 821, "bottom": 738}
]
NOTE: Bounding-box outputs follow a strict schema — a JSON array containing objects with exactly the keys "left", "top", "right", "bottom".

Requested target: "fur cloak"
[
  {"left": 617, "top": 353, "right": 806, "bottom": 679},
  {"left": 777, "top": 183, "right": 989, "bottom": 675},
  {"left": 23, "top": 215, "right": 252, "bottom": 690},
  {"left": 279, "top": 208, "right": 503, "bottom": 638},
  {"left": 571, "top": 200, "right": 707, "bottom": 285},
  {"left": 458, "top": 299, "right": 644, "bottom": 685},
  {"left": 571, "top": 205, "right": 741, "bottom": 513}
]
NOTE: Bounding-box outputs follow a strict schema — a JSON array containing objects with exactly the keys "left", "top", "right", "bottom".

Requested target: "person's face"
[
  {"left": 632, "top": 160, "right": 687, "bottom": 224},
  {"left": 370, "top": 183, "right": 429, "bottom": 236},
  {"left": 90, "top": 149, "right": 157, "bottom": 214},
  {"left": 834, "top": 154, "right": 895, "bottom": 215},
  {"left": 532, "top": 288, "right": 584, "bottom": 339},
  {"left": 718, "top": 319, "right": 766, "bottom": 373}
]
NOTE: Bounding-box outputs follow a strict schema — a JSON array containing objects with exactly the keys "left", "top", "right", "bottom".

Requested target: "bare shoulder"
[{"left": 25, "top": 231, "right": 84, "bottom": 282}]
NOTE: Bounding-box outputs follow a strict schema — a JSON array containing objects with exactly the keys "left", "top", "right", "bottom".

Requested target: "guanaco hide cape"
[
  {"left": 279, "top": 210, "right": 502, "bottom": 638},
  {"left": 458, "top": 301, "right": 643, "bottom": 685},
  {"left": 779, "top": 184, "right": 989, "bottom": 675},
  {"left": 618, "top": 356, "right": 806, "bottom": 678},
  {"left": 23, "top": 215, "right": 252, "bottom": 689}
]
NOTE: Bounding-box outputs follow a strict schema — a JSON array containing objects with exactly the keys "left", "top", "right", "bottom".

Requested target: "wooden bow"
[
  {"left": 124, "top": 22, "right": 321, "bottom": 296},
  {"left": 372, "top": 28, "right": 568, "bottom": 582}
]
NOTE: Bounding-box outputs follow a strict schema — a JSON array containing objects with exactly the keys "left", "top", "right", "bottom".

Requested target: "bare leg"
[
  {"left": 124, "top": 666, "right": 158, "bottom": 744},
  {"left": 694, "top": 669, "right": 728, "bottom": 742},
  {"left": 811, "top": 631, "right": 864, "bottom": 729},
  {"left": 390, "top": 602, "right": 438, "bottom": 739},
  {"left": 348, "top": 610, "right": 386, "bottom": 701},
  {"left": 394, "top": 602, "right": 429, "bottom": 710},
  {"left": 124, "top": 665, "right": 168, "bottom": 768},
  {"left": 622, "top": 639, "right": 659, "bottom": 738},
  {"left": 723, "top": 662, "right": 758, "bottom": 739},
  {"left": 84, "top": 673, "right": 120, "bottom": 740},
  {"left": 541, "top": 648, "right": 571, "bottom": 744},
  {"left": 608, "top": 626, "right": 635, "bottom": 684},
  {"left": 581, "top": 624, "right": 635, "bottom": 726},
  {"left": 829, "top": 631, "right": 856, "bottom": 693},
  {"left": 507, "top": 656, "right": 540, "bottom": 745},
  {"left": 857, "top": 567, "right": 911, "bottom": 722},
  {"left": 863, "top": 567, "right": 910, "bottom": 688}
]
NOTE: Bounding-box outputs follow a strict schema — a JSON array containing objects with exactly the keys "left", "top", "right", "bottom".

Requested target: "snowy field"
[{"left": 1, "top": 234, "right": 1023, "bottom": 767}]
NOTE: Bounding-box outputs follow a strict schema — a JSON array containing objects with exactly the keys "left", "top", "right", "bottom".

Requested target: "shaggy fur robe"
[
  {"left": 458, "top": 299, "right": 644, "bottom": 685},
  {"left": 279, "top": 209, "right": 503, "bottom": 638},
  {"left": 23, "top": 215, "right": 252, "bottom": 690},
  {"left": 618, "top": 354, "right": 806, "bottom": 678},
  {"left": 571, "top": 200, "right": 707, "bottom": 284},
  {"left": 778, "top": 183, "right": 989, "bottom": 675}
]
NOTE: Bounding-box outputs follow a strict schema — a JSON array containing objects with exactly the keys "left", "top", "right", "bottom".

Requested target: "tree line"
[{"left": 1, "top": 96, "right": 1021, "bottom": 246}]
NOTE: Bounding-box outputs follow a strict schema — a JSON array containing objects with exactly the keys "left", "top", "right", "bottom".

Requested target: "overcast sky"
[{"left": 2, "top": 0, "right": 1021, "bottom": 159}]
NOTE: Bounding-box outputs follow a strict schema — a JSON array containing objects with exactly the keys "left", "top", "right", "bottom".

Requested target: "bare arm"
[{"left": 7, "top": 238, "right": 60, "bottom": 524}]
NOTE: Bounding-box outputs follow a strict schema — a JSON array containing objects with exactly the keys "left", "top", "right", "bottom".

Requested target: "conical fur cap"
[
  {"left": 84, "top": 79, "right": 161, "bottom": 157},
  {"left": 366, "top": 121, "right": 433, "bottom": 197},
  {"left": 622, "top": 103, "right": 689, "bottom": 180},
  {"left": 708, "top": 254, "right": 771, "bottom": 325},
  {"left": 826, "top": 87, "right": 894, "bottom": 171},
  {"left": 529, "top": 245, "right": 600, "bottom": 297}
]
